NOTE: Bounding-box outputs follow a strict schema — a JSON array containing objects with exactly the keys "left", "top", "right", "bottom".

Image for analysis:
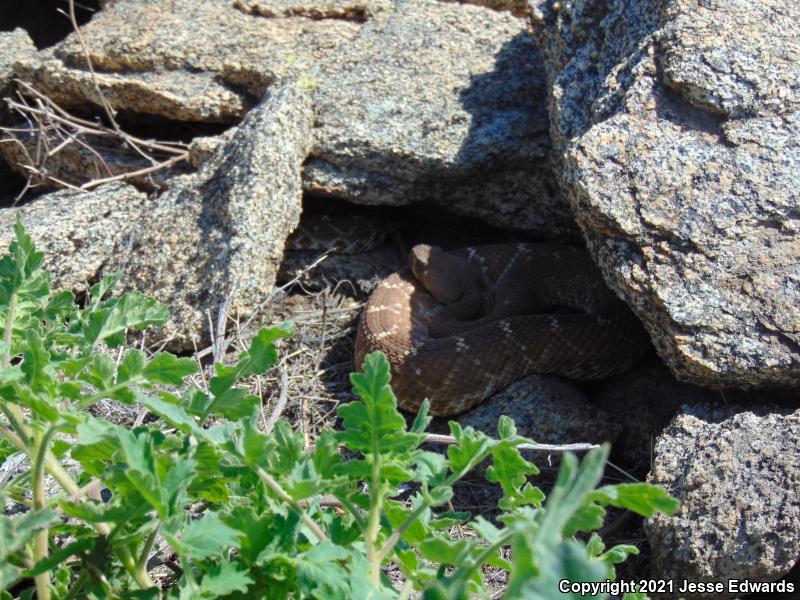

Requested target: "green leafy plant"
[{"left": 0, "top": 218, "right": 679, "bottom": 599}]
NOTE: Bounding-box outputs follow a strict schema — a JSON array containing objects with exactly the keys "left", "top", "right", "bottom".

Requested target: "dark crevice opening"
[{"left": 0, "top": 0, "right": 100, "bottom": 49}]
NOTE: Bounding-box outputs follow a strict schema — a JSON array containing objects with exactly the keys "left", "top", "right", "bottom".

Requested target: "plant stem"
[
  {"left": 254, "top": 466, "right": 327, "bottom": 542},
  {"left": 0, "top": 427, "right": 155, "bottom": 589},
  {"left": 365, "top": 442, "right": 383, "bottom": 586},
  {"left": 449, "top": 530, "right": 514, "bottom": 586},
  {"left": 336, "top": 494, "right": 367, "bottom": 531},
  {"left": 376, "top": 502, "right": 428, "bottom": 564},
  {"left": 397, "top": 578, "right": 414, "bottom": 600},
  {"left": 81, "top": 379, "right": 141, "bottom": 407},
  {"left": 0, "top": 404, "right": 30, "bottom": 445},
  {"left": 2, "top": 291, "right": 15, "bottom": 368},
  {"left": 62, "top": 570, "right": 89, "bottom": 600},
  {"left": 136, "top": 526, "right": 159, "bottom": 578},
  {"left": 32, "top": 427, "right": 55, "bottom": 600}
]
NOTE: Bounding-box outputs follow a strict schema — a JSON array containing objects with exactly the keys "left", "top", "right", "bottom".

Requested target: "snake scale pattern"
[{"left": 355, "top": 243, "right": 651, "bottom": 415}]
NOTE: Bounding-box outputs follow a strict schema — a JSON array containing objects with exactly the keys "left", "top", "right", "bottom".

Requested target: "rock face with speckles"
[
  {"left": 456, "top": 374, "right": 622, "bottom": 446},
  {"left": 0, "top": 29, "right": 37, "bottom": 123},
  {"left": 0, "top": 182, "right": 148, "bottom": 291},
  {"left": 308, "top": 0, "right": 568, "bottom": 235},
  {"left": 529, "top": 0, "right": 800, "bottom": 387},
  {"left": 100, "top": 82, "right": 313, "bottom": 350},
  {"left": 6, "top": 0, "right": 570, "bottom": 236},
  {"left": 13, "top": 0, "right": 364, "bottom": 124},
  {"left": 645, "top": 405, "right": 800, "bottom": 596}
]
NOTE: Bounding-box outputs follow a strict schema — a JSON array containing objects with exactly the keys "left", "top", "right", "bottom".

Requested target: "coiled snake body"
[{"left": 355, "top": 243, "right": 650, "bottom": 416}]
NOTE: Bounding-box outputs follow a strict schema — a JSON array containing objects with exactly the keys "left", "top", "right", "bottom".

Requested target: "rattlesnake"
[{"left": 355, "top": 243, "right": 651, "bottom": 416}]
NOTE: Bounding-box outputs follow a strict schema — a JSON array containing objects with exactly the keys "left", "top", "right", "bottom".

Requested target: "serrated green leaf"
[
  {"left": 226, "top": 507, "right": 300, "bottom": 567},
  {"left": 174, "top": 513, "right": 245, "bottom": 560},
  {"left": 312, "top": 429, "right": 342, "bottom": 480},
  {"left": 497, "top": 415, "right": 516, "bottom": 439},
  {"left": 384, "top": 498, "right": 429, "bottom": 544},
  {"left": 417, "top": 536, "right": 479, "bottom": 566},
  {"left": 180, "top": 386, "right": 211, "bottom": 417},
  {"left": 339, "top": 352, "right": 423, "bottom": 458},
  {"left": 23, "top": 538, "right": 95, "bottom": 577},
  {"left": 600, "top": 543, "right": 639, "bottom": 565},
  {"left": 235, "top": 325, "right": 292, "bottom": 377},
  {"left": 142, "top": 353, "right": 197, "bottom": 385},
  {"left": 79, "top": 352, "right": 116, "bottom": 392},
  {"left": 270, "top": 421, "right": 306, "bottom": 472},
  {"left": 506, "top": 538, "right": 609, "bottom": 600},
  {"left": 297, "top": 541, "right": 351, "bottom": 600},
  {"left": 563, "top": 503, "right": 607, "bottom": 537},
  {"left": 83, "top": 291, "right": 168, "bottom": 348},
  {"left": 0, "top": 508, "right": 60, "bottom": 561},
  {"left": 139, "top": 392, "right": 203, "bottom": 436},
  {"left": 487, "top": 443, "right": 541, "bottom": 510},
  {"left": 446, "top": 422, "right": 493, "bottom": 479},
  {"left": 161, "top": 456, "right": 197, "bottom": 517},
  {"left": 198, "top": 561, "right": 254, "bottom": 597},
  {"left": 410, "top": 400, "right": 432, "bottom": 434},
  {"left": 14, "top": 386, "right": 60, "bottom": 422},
  {"left": 0, "top": 366, "right": 24, "bottom": 385},
  {"left": 428, "top": 511, "right": 469, "bottom": 531},
  {"left": 117, "top": 349, "right": 146, "bottom": 384},
  {"left": 21, "top": 329, "right": 54, "bottom": 390},
  {"left": 114, "top": 429, "right": 164, "bottom": 513},
  {"left": 539, "top": 446, "right": 609, "bottom": 543},
  {"left": 414, "top": 451, "right": 448, "bottom": 487},
  {"left": 586, "top": 533, "right": 605, "bottom": 558},
  {"left": 87, "top": 272, "right": 122, "bottom": 310},
  {"left": 470, "top": 516, "right": 504, "bottom": 544},
  {"left": 590, "top": 483, "right": 679, "bottom": 517},
  {"left": 43, "top": 290, "right": 75, "bottom": 321},
  {"left": 284, "top": 460, "right": 322, "bottom": 502},
  {"left": 188, "top": 442, "right": 231, "bottom": 504}
]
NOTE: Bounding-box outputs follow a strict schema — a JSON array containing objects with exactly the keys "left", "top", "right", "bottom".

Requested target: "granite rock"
[
  {"left": 0, "top": 29, "right": 37, "bottom": 122},
  {"left": 14, "top": 0, "right": 363, "bottom": 123},
  {"left": 308, "top": 0, "right": 571, "bottom": 235},
  {"left": 102, "top": 82, "right": 313, "bottom": 350},
  {"left": 456, "top": 374, "right": 622, "bottom": 446},
  {"left": 0, "top": 182, "right": 148, "bottom": 292},
  {"left": 645, "top": 405, "right": 800, "bottom": 596},
  {"left": 10, "top": 0, "right": 569, "bottom": 236},
  {"left": 530, "top": 0, "right": 800, "bottom": 386}
]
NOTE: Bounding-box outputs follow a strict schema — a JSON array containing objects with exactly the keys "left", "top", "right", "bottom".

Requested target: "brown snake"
[{"left": 355, "top": 243, "right": 650, "bottom": 416}]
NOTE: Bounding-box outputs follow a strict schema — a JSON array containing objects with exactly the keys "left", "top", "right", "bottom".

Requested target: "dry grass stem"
[
  {"left": 1, "top": 79, "right": 188, "bottom": 197},
  {"left": 423, "top": 433, "right": 600, "bottom": 454}
]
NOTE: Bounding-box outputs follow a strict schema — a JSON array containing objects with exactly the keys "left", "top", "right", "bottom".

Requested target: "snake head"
[{"left": 410, "top": 244, "right": 455, "bottom": 300}]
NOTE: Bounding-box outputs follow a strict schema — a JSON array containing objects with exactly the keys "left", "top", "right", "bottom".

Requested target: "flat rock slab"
[
  {"left": 102, "top": 83, "right": 313, "bottom": 350},
  {"left": 530, "top": 0, "right": 800, "bottom": 386},
  {"left": 0, "top": 28, "right": 37, "bottom": 121},
  {"left": 645, "top": 405, "right": 800, "bottom": 595},
  {"left": 14, "top": 0, "right": 363, "bottom": 123},
  {"left": 0, "top": 182, "right": 148, "bottom": 292},
  {"left": 9, "top": 0, "right": 570, "bottom": 236},
  {"left": 308, "top": 0, "right": 570, "bottom": 235}
]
